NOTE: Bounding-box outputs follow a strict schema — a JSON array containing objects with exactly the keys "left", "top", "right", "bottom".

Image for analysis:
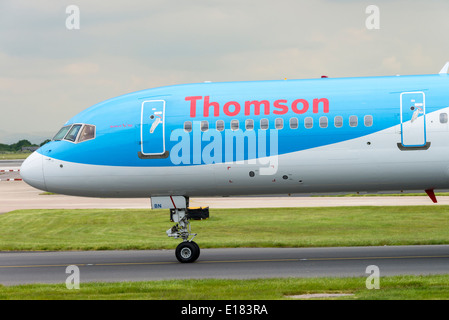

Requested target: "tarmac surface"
[{"left": 1, "top": 245, "right": 448, "bottom": 285}]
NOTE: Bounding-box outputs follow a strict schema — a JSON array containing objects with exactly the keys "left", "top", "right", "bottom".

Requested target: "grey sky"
[{"left": 1, "top": 0, "right": 449, "bottom": 143}]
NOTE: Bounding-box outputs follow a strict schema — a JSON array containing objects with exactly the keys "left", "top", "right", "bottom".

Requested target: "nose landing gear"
[
  {"left": 166, "top": 207, "right": 200, "bottom": 263},
  {"left": 152, "top": 196, "right": 204, "bottom": 263}
]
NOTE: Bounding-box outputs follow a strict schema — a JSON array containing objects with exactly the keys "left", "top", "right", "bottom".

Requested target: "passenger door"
[
  {"left": 141, "top": 100, "right": 166, "bottom": 156},
  {"left": 400, "top": 92, "right": 426, "bottom": 147}
]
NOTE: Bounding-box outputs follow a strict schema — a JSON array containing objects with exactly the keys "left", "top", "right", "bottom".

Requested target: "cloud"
[
  {"left": 2, "top": 0, "right": 449, "bottom": 138},
  {"left": 60, "top": 62, "right": 100, "bottom": 76},
  {"left": 382, "top": 56, "right": 402, "bottom": 73}
]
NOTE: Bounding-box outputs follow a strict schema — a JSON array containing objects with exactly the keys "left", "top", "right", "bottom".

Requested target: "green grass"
[
  {"left": 1, "top": 275, "right": 448, "bottom": 300},
  {"left": 0, "top": 206, "right": 449, "bottom": 250}
]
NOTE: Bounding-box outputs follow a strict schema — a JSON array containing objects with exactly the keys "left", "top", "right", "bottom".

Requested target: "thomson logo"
[{"left": 186, "top": 96, "right": 330, "bottom": 118}]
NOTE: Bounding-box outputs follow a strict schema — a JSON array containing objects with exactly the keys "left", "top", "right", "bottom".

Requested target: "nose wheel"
[{"left": 175, "top": 241, "right": 200, "bottom": 263}]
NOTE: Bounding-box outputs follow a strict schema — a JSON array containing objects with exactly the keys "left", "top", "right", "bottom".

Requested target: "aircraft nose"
[{"left": 20, "top": 151, "right": 47, "bottom": 191}]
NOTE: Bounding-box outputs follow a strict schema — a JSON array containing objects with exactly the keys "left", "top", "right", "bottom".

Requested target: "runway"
[{"left": 1, "top": 245, "right": 448, "bottom": 285}]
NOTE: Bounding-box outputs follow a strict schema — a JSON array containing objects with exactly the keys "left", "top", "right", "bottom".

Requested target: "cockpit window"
[
  {"left": 65, "top": 124, "right": 82, "bottom": 142},
  {"left": 78, "top": 125, "right": 96, "bottom": 142},
  {"left": 52, "top": 124, "right": 96, "bottom": 143},
  {"left": 53, "top": 125, "right": 72, "bottom": 141}
]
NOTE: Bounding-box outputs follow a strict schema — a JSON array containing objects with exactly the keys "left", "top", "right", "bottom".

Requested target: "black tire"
[
  {"left": 175, "top": 241, "right": 200, "bottom": 263},
  {"left": 191, "top": 241, "right": 200, "bottom": 261}
]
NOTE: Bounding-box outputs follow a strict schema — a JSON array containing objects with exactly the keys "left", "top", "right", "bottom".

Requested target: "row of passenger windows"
[{"left": 184, "top": 115, "right": 374, "bottom": 132}]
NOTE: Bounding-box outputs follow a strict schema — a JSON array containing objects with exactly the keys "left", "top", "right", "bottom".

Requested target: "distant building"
[{"left": 21, "top": 146, "right": 39, "bottom": 152}]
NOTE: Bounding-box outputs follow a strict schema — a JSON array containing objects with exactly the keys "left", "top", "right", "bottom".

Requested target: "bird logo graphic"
[
  {"left": 149, "top": 113, "right": 162, "bottom": 133},
  {"left": 410, "top": 105, "right": 423, "bottom": 123}
]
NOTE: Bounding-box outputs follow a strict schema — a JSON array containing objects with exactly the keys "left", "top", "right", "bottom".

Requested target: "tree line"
[{"left": 0, "top": 139, "right": 51, "bottom": 152}]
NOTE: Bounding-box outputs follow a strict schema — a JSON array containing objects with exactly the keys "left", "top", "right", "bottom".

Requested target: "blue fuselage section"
[{"left": 38, "top": 74, "right": 449, "bottom": 167}]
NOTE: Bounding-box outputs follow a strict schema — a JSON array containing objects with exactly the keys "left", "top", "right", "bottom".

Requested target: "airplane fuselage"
[{"left": 21, "top": 73, "right": 449, "bottom": 198}]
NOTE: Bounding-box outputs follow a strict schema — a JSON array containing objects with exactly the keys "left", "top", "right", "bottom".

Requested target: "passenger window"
[
  {"left": 216, "top": 120, "right": 224, "bottom": 131},
  {"left": 275, "top": 118, "right": 283, "bottom": 129},
  {"left": 64, "top": 124, "right": 82, "bottom": 142},
  {"left": 231, "top": 119, "right": 239, "bottom": 131},
  {"left": 78, "top": 125, "right": 96, "bottom": 142},
  {"left": 260, "top": 118, "right": 269, "bottom": 130},
  {"left": 201, "top": 120, "right": 209, "bottom": 132},
  {"left": 349, "top": 115, "right": 358, "bottom": 127},
  {"left": 304, "top": 117, "right": 313, "bottom": 129},
  {"left": 364, "top": 115, "right": 373, "bottom": 127},
  {"left": 319, "top": 116, "right": 328, "bottom": 128},
  {"left": 245, "top": 119, "right": 254, "bottom": 130},
  {"left": 215, "top": 120, "right": 224, "bottom": 131},
  {"left": 289, "top": 117, "right": 298, "bottom": 129},
  {"left": 440, "top": 113, "right": 448, "bottom": 124},
  {"left": 53, "top": 125, "right": 72, "bottom": 141},
  {"left": 334, "top": 116, "right": 343, "bottom": 128},
  {"left": 184, "top": 121, "right": 192, "bottom": 132}
]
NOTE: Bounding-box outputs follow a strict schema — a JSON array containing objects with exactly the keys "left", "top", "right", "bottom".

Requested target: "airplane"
[{"left": 20, "top": 62, "right": 449, "bottom": 263}]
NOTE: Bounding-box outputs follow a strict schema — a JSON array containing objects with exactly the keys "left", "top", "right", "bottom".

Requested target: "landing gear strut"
[
  {"left": 166, "top": 207, "right": 200, "bottom": 263},
  {"left": 151, "top": 196, "right": 201, "bottom": 263}
]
